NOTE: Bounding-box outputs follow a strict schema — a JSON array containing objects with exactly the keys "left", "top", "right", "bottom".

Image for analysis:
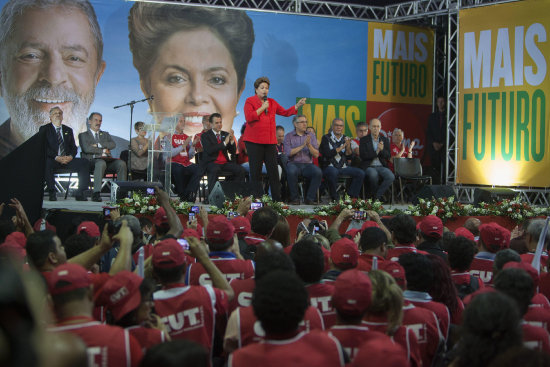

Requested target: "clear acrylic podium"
[{"left": 145, "top": 113, "right": 182, "bottom": 194}]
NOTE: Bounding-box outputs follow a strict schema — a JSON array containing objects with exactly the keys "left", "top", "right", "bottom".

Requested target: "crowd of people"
[{"left": 2, "top": 192, "right": 550, "bottom": 366}]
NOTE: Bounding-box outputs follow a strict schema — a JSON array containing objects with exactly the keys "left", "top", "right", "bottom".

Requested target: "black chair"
[{"left": 393, "top": 158, "right": 432, "bottom": 203}]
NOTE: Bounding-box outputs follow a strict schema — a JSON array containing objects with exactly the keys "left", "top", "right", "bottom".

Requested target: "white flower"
[{"left": 128, "top": 209, "right": 135, "bottom": 214}]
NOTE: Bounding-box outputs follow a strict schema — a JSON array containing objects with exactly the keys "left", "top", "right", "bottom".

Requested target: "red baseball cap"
[
  {"left": 77, "top": 221, "right": 100, "bottom": 237},
  {"left": 378, "top": 261, "right": 407, "bottom": 289},
  {"left": 361, "top": 221, "right": 379, "bottom": 232},
  {"left": 5, "top": 232, "right": 27, "bottom": 248},
  {"left": 231, "top": 216, "right": 251, "bottom": 236},
  {"left": 330, "top": 238, "right": 359, "bottom": 269},
  {"left": 504, "top": 261, "right": 539, "bottom": 287},
  {"left": 480, "top": 223, "right": 509, "bottom": 252},
  {"left": 455, "top": 227, "right": 475, "bottom": 242},
  {"left": 206, "top": 216, "right": 234, "bottom": 243},
  {"left": 332, "top": 269, "right": 372, "bottom": 315},
  {"left": 96, "top": 271, "right": 143, "bottom": 321},
  {"left": 346, "top": 229, "right": 361, "bottom": 241},
  {"left": 33, "top": 218, "right": 56, "bottom": 232},
  {"left": 152, "top": 238, "right": 187, "bottom": 269},
  {"left": 48, "top": 263, "right": 91, "bottom": 295},
  {"left": 181, "top": 228, "right": 200, "bottom": 240},
  {"left": 153, "top": 207, "right": 168, "bottom": 227},
  {"left": 419, "top": 215, "right": 443, "bottom": 239},
  {"left": 0, "top": 241, "right": 26, "bottom": 261}
]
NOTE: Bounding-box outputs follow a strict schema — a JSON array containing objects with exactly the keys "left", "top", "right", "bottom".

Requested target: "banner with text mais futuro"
[{"left": 458, "top": 0, "right": 550, "bottom": 187}]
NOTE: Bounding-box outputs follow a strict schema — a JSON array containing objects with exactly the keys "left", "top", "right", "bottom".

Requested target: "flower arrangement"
[
  {"left": 314, "top": 195, "right": 387, "bottom": 216},
  {"left": 474, "top": 196, "right": 546, "bottom": 222},
  {"left": 208, "top": 195, "right": 310, "bottom": 217},
  {"left": 114, "top": 192, "right": 192, "bottom": 216},
  {"left": 403, "top": 196, "right": 473, "bottom": 221}
]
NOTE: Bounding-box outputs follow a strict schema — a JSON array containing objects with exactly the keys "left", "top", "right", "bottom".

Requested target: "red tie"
[{"left": 217, "top": 134, "right": 221, "bottom": 143}]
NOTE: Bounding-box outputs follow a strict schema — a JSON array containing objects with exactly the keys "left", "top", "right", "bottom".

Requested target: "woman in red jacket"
[{"left": 243, "top": 76, "right": 306, "bottom": 202}]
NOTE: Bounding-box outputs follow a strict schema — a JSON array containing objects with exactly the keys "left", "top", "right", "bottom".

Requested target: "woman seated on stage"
[
  {"left": 130, "top": 121, "right": 149, "bottom": 180},
  {"left": 389, "top": 128, "right": 415, "bottom": 171}
]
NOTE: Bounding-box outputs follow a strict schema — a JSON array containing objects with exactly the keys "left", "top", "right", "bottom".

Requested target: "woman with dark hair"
[
  {"left": 243, "top": 77, "right": 306, "bottom": 202},
  {"left": 270, "top": 215, "right": 291, "bottom": 249},
  {"left": 130, "top": 121, "right": 149, "bottom": 180},
  {"left": 427, "top": 254, "right": 463, "bottom": 325},
  {"left": 128, "top": 3, "right": 255, "bottom": 138},
  {"left": 451, "top": 292, "right": 522, "bottom": 367}
]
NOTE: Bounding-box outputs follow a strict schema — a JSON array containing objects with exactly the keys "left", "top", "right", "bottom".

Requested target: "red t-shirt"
[
  {"left": 525, "top": 305, "right": 550, "bottom": 334},
  {"left": 522, "top": 322, "right": 550, "bottom": 353},
  {"left": 306, "top": 282, "right": 337, "bottom": 329},
  {"left": 243, "top": 233, "right": 267, "bottom": 247},
  {"left": 327, "top": 324, "right": 393, "bottom": 361},
  {"left": 153, "top": 283, "right": 228, "bottom": 353},
  {"left": 126, "top": 325, "right": 166, "bottom": 353},
  {"left": 49, "top": 316, "right": 143, "bottom": 367},
  {"left": 171, "top": 133, "right": 193, "bottom": 167},
  {"left": 386, "top": 244, "right": 428, "bottom": 262},
  {"left": 469, "top": 256, "right": 495, "bottom": 284},
  {"left": 237, "top": 137, "right": 248, "bottom": 164},
  {"left": 404, "top": 294, "right": 451, "bottom": 340},
  {"left": 402, "top": 302, "right": 444, "bottom": 367},
  {"left": 186, "top": 255, "right": 255, "bottom": 286},
  {"left": 228, "top": 277, "right": 255, "bottom": 315},
  {"left": 234, "top": 305, "right": 324, "bottom": 348},
  {"left": 228, "top": 330, "right": 345, "bottom": 367},
  {"left": 356, "top": 253, "right": 386, "bottom": 272},
  {"left": 389, "top": 143, "right": 410, "bottom": 171}
]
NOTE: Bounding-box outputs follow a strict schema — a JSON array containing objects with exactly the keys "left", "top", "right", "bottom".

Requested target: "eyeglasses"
[{"left": 296, "top": 120, "right": 308, "bottom": 124}]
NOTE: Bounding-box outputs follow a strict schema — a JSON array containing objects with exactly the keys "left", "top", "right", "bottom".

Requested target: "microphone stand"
[{"left": 114, "top": 96, "right": 153, "bottom": 180}]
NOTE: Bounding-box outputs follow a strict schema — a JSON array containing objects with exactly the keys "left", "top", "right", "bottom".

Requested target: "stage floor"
[{"left": 42, "top": 193, "right": 410, "bottom": 213}]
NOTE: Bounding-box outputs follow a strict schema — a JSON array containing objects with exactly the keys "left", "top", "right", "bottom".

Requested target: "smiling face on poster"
[{"left": 0, "top": 0, "right": 105, "bottom": 157}]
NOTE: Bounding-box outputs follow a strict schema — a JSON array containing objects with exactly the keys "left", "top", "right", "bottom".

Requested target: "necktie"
[
  {"left": 95, "top": 132, "right": 100, "bottom": 143},
  {"left": 56, "top": 127, "right": 65, "bottom": 156},
  {"left": 216, "top": 134, "right": 221, "bottom": 143}
]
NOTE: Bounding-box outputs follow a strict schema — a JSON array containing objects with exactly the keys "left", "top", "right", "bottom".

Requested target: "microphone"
[
  {"left": 149, "top": 95, "right": 154, "bottom": 101},
  {"left": 263, "top": 96, "right": 268, "bottom": 115}
]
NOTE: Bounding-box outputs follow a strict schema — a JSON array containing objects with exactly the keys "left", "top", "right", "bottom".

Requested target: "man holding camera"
[{"left": 320, "top": 118, "right": 365, "bottom": 201}]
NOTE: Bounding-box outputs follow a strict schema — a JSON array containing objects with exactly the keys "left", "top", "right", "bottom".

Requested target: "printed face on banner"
[
  {"left": 458, "top": 1, "right": 550, "bottom": 187},
  {"left": 143, "top": 28, "right": 243, "bottom": 138},
  {"left": 0, "top": 6, "right": 104, "bottom": 148}
]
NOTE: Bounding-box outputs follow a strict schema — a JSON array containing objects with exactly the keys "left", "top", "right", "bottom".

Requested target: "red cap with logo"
[
  {"left": 419, "top": 215, "right": 443, "bottom": 239},
  {"left": 96, "top": 271, "right": 143, "bottom": 321},
  {"left": 480, "top": 223, "right": 509, "bottom": 252},
  {"left": 332, "top": 269, "right": 372, "bottom": 315},
  {"left": 33, "top": 218, "right": 56, "bottom": 232},
  {"left": 152, "top": 238, "right": 187, "bottom": 269},
  {"left": 231, "top": 216, "right": 251, "bottom": 236},
  {"left": 153, "top": 207, "right": 168, "bottom": 227},
  {"left": 206, "top": 216, "right": 235, "bottom": 243},
  {"left": 330, "top": 238, "right": 359, "bottom": 269},
  {"left": 77, "top": 221, "right": 101, "bottom": 237},
  {"left": 346, "top": 229, "right": 361, "bottom": 241},
  {"left": 378, "top": 261, "right": 407, "bottom": 289},
  {"left": 5, "top": 232, "right": 27, "bottom": 248},
  {"left": 48, "top": 263, "right": 91, "bottom": 295},
  {"left": 181, "top": 228, "right": 200, "bottom": 240}
]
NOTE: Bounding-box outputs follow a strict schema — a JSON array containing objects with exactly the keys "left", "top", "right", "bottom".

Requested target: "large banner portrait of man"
[{"left": 0, "top": 0, "right": 105, "bottom": 159}]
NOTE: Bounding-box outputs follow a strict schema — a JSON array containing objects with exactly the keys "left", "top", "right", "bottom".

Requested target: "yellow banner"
[
  {"left": 458, "top": 0, "right": 550, "bottom": 187},
  {"left": 367, "top": 22, "right": 434, "bottom": 105}
]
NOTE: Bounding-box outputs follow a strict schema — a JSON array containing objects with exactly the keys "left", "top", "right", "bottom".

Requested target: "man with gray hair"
[
  {"left": 0, "top": 0, "right": 106, "bottom": 158},
  {"left": 521, "top": 219, "right": 550, "bottom": 270},
  {"left": 283, "top": 114, "right": 322, "bottom": 205},
  {"left": 319, "top": 118, "right": 365, "bottom": 201}
]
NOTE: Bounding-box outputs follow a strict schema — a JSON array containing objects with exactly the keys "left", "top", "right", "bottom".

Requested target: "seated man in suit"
[
  {"left": 359, "top": 118, "right": 395, "bottom": 201},
  {"left": 41, "top": 107, "right": 90, "bottom": 201},
  {"left": 79, "top": 112, "right": 127, "bottom": 202},
  {"left": 200, "top": 113, "right": 246, "bottom": 193}
]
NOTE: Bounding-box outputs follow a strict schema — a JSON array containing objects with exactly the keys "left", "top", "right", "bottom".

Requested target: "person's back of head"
[
  {"left": 254, "top": 249, "right": 295, "bottom": 280},
  {"left": 152, "top": 239, "right": 187, "bottom": 285},
  {"left": 488, "top": 346, "right": 550, "bottom": 367},
  {"left": 26, "top": 230, "right": 58, "bottom": 269},
  {"left": 458, "top": 292, "right": 522, "bottom": 367},
  {"left": 63, "top": 233, "right": 96, "bottom": 260},
  {"left": 494, "top": 268, "right": 534, "bottom": 316},
  {"left": 252, "top": 270, "right": 308, "bottom": 336},
  {"left": 526, "top": 219, "right": 550, "bottom": 249},
  {"left": 464, "top": 218, "right": 481, "bottom": 237},
  {"left": 390, "top": 214, "right": 417, "bottom": 244},
  {"left": 205, "top": 216, "right": 235, "bottom": 251},
  {"left": 493, "top": 248, "right": 521, "bottom": 274},
  {"left": 269, "top": 215, "right": 290, "bottom": 248},
  {"left": 367, "top": 270, "right": 403, "bottom": 336},
  {"left": 448, "top": 236, "right": 477, "bottom": 272},
  {"left": 398, "top": 252, "right": 434, "bottom": 292},
  {"left": 290, "top": 239, "right": 325, "bottom": 283},
  {"left": 333, "top": 269, "right": 372, "bottom": 324},
  {"left": 140, "top": 339, "right": 208, "bottom": 367},
  {"left": 251, "top": 207, "right": 278, "bottom": 237},
  {"left": 359, "top": 227, "right": 387, "bottom": 253}
]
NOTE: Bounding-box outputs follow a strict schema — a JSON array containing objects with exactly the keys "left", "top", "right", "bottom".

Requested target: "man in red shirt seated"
[
  {"left": 387, "top": 214, "right": 427, "bottom": 262},
  {"left": 186, "top": 216, "right": 254, "bottom": 286},
  {"left": 227, "top": 270, "right": 346, "bottom": 367},
  {"left": 469, "top": 222, "right": 511, "bottom": 285},
  {"left": 357, "top": 227, "right": 388, "bottom": 272},
  {"left": 47, "top": 263, "right": 143, "bottom": 367},
  {"left": 152, "top": 237, "right": 234, "bottom": 358}
]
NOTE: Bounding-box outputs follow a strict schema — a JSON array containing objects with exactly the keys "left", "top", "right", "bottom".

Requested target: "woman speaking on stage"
[{"left": 243, "top": 77, "right": 306, "bottom": 202}]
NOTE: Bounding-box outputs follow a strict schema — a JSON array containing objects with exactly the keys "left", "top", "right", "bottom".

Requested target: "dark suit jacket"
[
  {"left": 39, "top": 123, "right": 77, "bottom": 159},
  {"left": 200, "top": 129, "right": 236, "bottom": 166},
  {"left": 359, "top": 133, "right": 391, "bottom": 169}
]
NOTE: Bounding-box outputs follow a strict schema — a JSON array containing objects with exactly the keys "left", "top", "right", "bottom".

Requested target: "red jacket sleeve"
[{"left": 244, "top": 97, "right": 261, "bottom": 124}]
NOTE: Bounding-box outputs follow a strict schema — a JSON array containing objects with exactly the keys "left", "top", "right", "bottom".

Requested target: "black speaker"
[
  {"left": 208, "top": 181, "right": 264, "bottom": 208},
  {"left": 473, "top": 188, "right": 516, "bottom": 205},
  {"left": 110, "top": 181, "right": 163, "bottom": 202},
  {"left": 413, "top": 185, "right": 456, "bottom": 204}
]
